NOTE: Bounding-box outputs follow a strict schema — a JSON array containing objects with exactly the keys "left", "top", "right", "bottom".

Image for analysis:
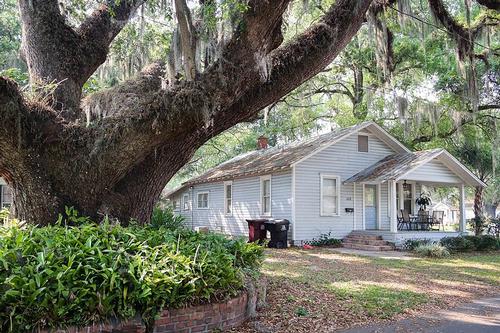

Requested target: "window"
[
  {"left": 0, "top": 185, "right": 12, "bottom": 209},
  {"left": 260, "top": 176, "right": 271, "bottom": 216},
  {"left": 172, "top": 199, "right": 179, "bottom": 210},
  {"left": 183, "top": 193, "right": 190, "bottom": 211},
  {"left": 197, "top": 192, "right": 209, "bottom": 209},
  {"left": 224, "top": 181, "right": 233, "bottom": 216},
  {"left": 321, "top": 175, "right": 340, "bottom": 216},
  {"left": 358, "top": 135, "right": 368, "bottom": 152}
]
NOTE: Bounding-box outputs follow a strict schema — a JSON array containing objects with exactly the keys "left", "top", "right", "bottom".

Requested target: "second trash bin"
[
  {"left": 246, "top": 219, "right": 268, "bottom": 244},
  {"left": 265, "top": 219, "right": 290, "bottom": 248}
]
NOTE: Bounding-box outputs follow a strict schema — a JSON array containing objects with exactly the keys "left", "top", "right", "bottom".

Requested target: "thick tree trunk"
[{"left": 1, "top": 0, "right": 372, "bottom": 225}]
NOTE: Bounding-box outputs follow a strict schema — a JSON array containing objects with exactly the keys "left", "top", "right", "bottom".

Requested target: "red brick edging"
[{"left": 39, "top": 279, "right": 266, "bottom": 333}]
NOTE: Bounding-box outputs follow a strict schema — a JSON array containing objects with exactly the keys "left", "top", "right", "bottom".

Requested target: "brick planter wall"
[{"left": 39, "top": 278, "right": 266, "bottom": 333}]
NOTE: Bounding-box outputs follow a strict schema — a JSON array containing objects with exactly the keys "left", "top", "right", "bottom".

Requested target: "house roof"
[
  {"left": 344, "top": 149, "right": 443, "bottom": 183},
  {"left": 344, "top": 148, "right": 486, "bottom": 187},
  {"left": 167, "top": 121, "right": 408, "bottom": 197}
]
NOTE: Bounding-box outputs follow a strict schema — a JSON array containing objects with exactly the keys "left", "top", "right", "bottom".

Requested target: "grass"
[{"left": 233, "top": 248, "right": 500, "bottom": 333}]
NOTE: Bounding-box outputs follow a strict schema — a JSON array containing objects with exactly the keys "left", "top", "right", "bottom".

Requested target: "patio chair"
[
  {"left": 416, "top": 210, "right": 431, "bottom": 231},
  {"left": 430, "top": 210, "right": 444, "bottom": 231},
  {"left": 398, "top": 210, "right": 413, "bottom": 231}
]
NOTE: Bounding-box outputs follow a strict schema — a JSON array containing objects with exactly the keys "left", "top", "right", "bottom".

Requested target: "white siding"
[
  {"left": 172, "top": 171, "right": 292, "bottom": 237},
  {"left": 294, "top": 133, "right": 397, "bottom": 241},
  {"left": 404, "top": 160, "right": 462, "bottom": 184}
]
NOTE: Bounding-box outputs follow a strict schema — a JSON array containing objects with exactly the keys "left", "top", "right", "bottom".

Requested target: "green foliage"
[
  {"left": 440, "top": 236, "right": 476, "bottom": 252},
  {"left": 307, "top": 232, "right": 342, "bottom": 247},
  {"left": 0, "top": 223, "right": 264, "bottom": 331},
  {"left": 402, "top": 238, "right": 432, "bottom": 251},
  {"left": 295, "top": 306, "right": 308, "bottom": 317},
  {"left": 150, "top": 206, "right": 185, "bottom": 230},
  {"left": 439, "top": 235, "right": 500, "bottom": 252},
  {"left": 0, "top": 67, "right": 28, "bottom": 86},
  {"left": 464, "top": 235, "right": 499, "bottom": 251},
  {"left": 413, "top": 243, "right": 450, "bottom": 258},
  {"left": 415, "top": 192, "right": 432, "bottom": 210}
]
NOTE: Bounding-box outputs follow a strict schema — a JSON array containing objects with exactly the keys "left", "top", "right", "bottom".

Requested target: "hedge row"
[{"left": 0, "top": 222, "right": 263, "bottom": 331}]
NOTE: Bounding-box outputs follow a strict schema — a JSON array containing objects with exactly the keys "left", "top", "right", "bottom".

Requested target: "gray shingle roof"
[
  {"left": 343, "top": 148, "right": 444, "bottom": 183},
  {"left": 185, "top": 122, "right": 372, "bottom": 186}
]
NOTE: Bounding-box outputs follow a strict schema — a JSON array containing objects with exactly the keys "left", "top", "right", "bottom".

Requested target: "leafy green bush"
[
  {"left": 464, "top": 235, "right": 499, "bottom": 251},
  {"left": 440, "top": 236, "right": 475, "bottom": 252},
  {"left": 0, "top": 222, "right": 264, "bottom": 331},
  {"left": 402, "top": 238, "right": 432, "bottom": 251},
  {"left": 150, "top": 205, "right": 185, "bottom": 230},
  {"left": 413, "top": 243, "right": 450, "bottom": 258},
  {"left": 308, "top": 232, "right": 342, "bottom": 247},
  {"left": 440, "top": 235, "right": 499, "bottom": 252}
]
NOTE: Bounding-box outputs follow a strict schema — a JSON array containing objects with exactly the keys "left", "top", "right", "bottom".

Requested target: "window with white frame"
[
  {"left": 224, "top": 181, "right": 233, "bottom": 216},
  {"left": 260, "top": 176, "right": 271, "bottom": 216},
  {"left": 197, "top": 192, "right": 209, "bottom": 209},
  {"left": 183, "top": 193, "right": 190, "bottom": 211},
  {"left": 0, "top": 185, "right": 12, "bottom": 209},
  {"left": 321, "top": 175, "right": 340, "bottom": 216}
]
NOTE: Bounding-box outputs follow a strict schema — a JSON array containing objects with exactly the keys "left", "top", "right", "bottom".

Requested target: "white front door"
[{"left": 364, "top": 184, "right": 378, "bottom": 230}]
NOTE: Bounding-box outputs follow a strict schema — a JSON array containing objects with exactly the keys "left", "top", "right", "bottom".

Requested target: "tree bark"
[
  {"left": 2, "top": 0, "right": 372, "bottom": 225},
  {"left": 473, "top": 185, "right": 484, "bottom": 235}
]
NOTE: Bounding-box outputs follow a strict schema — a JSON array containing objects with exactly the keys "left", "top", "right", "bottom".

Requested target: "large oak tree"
[{"left": 0, "top": 0, "right": 374, "bottom": 224}]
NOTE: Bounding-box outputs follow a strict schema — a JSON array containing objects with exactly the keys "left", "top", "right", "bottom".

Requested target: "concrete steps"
[{"left": 343, "top": 232, "right": 395, "bottom": 251}]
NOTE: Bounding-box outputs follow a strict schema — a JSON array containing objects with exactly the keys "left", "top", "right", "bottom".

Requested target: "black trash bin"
[
  {"left": 246, "top": 219, "right": 268, "bottom": 244},
  {"left": 264, "top": 219, "right": 290, "bottom": 248}
]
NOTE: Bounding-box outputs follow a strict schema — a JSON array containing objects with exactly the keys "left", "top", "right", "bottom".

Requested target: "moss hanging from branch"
[{"left": 367, "top": 5, "right": 394, "bottom": 82}]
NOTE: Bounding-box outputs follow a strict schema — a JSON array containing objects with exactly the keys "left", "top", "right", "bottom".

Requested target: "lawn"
[{"left": 234, "top": 248, "right": 500, "bottom": 333}]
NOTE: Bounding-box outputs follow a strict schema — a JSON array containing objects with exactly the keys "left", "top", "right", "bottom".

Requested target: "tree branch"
[
  {"left": 78, "top": 0, "right": 146, "bottom": 50},
  {"left": 173, "top": 0, "right": 198, "bottom": 80},
  {"left": 212, "top": 0, "right": 372, "bottom": 127}
]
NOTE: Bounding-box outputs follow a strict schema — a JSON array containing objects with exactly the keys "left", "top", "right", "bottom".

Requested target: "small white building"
[
  {"left": 429, "top": 202, "right": 459, "bottom": 225},
  {"left": 167, "top": 121, "right": 485, "bottom": 246}
]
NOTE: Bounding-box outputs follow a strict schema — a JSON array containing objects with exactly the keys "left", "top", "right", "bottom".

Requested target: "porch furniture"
[
  {"left": 430, "top": 211, "right": 444, "bottom": 231},
  {"left": 412, "top": 211, "right": 431, "bottom": 231},
  {"left": 398, "top": 210, "right": 416, "bottom": 231}
]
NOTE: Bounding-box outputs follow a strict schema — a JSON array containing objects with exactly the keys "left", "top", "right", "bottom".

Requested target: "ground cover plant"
[
  {"left": 413, "top": 243, "right": 450, "bottom": 258},
  {"left": 307, "top": 232, "right": 343, "bottom": 247},
  {"left": 0, "top": 217, "right": 263, "bottom": 331}
]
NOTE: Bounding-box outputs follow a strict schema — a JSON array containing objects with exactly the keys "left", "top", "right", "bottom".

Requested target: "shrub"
[
  {"left": 308, "top": 232, "right": 342, "bottom": 247},
  {"left": 0, "top": 222, "right": 264, "bottom": 331},
  {"left": 440, "top": 236, "right": 475, "bottom": 252},
  {"left": 413, "top": 243, "right": 450, "bottom": 258},
  {"left": 440, "top": 235, "right": 499, "bottom": 252},
  {"left": 402, "top": 238, "right": 432, "bottom": 251},
  {"left": 465, "top": 235, "right": 499, "bottom": 251},
  {"left": 150, "top": 205, "right": 185, "bottom": 230}
]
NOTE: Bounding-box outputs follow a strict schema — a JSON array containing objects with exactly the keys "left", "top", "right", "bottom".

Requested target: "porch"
[
  {"left": 353, "top": 229, "right": 464, "bottom": 246},
  {"left": 343, "top": 149, "right": 485, "bottom": 244}
]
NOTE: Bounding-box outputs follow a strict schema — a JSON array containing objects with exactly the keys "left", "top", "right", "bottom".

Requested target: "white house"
[
  {"left": 167, "top": 121, "right": 485, "bottom": 246},
  {"left": 429, "top": 202, "right": 459, "bottom": 226}
]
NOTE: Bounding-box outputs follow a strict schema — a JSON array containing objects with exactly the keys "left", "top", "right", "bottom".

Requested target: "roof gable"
[
  {"left": 344, "top": 148, "right": 485, "bottom": 187},
  {"left": 167, "top": 121, "right": 411, "bottom": 196}
]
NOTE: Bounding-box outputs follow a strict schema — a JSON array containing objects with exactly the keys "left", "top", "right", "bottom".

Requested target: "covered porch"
[{"left": 344, "top": 149, "right": 486, "bottom": 245}]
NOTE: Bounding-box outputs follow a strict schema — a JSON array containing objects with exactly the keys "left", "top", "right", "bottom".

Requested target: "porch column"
[
  {"left": 390, "top": 180, "right": 398, "bottom": 232},
  {"left": 459, "top": 184, "right": 467, "bottom": 233}
]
